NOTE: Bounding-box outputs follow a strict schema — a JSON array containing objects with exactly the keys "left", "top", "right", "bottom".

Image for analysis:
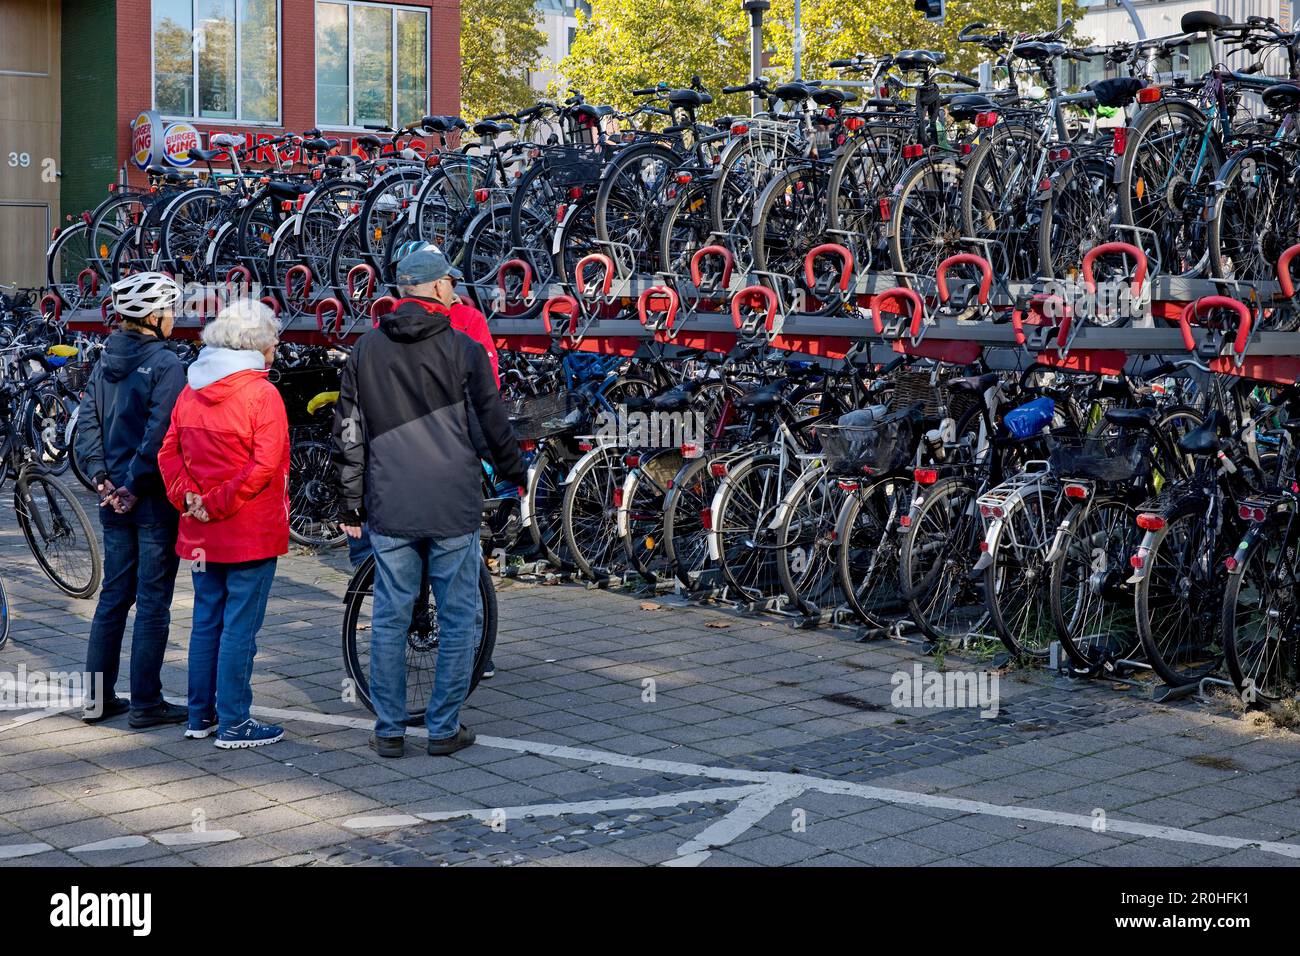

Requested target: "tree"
[
  {"left": 460, "top": 0, "right": 549, "bottom": 120},
  {"left": 559, "top": 0, "right": 1085, "bottom": 118}
]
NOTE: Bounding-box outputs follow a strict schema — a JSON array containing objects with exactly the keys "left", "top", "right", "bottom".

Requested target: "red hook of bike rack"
[
  {"left": 315, "top": 297, "right": 344, "bottom": 337},
  {"left": 225, "top": 265, "right": 253, "bottom": 290},
  {"left": 690, "top": 245, "right": 734, "bottom": 290},
  {"left": 39, "top": 293, "right": 61, "bottom": 325},
  {"left": 1081, "top": 241, "right": 1147, "bottom": 297},
  {"left": 285, "top": 264, "right": 313, "bottom": 303},
  {"left": 100, "top": 297, "right": 113, "bottom": 324},
  {"left": 1278, "top": 244, "right": 1300, "bottom": 299},
  {"left": 573, "top": 253, "right": 615, "bottom": 300},
  {"left": 370, "top": 296, "right": 398, "bottom": 327},
  {"left": 936, "top": 254, "right": 993, "bottom": 306},
  {"left": 77, "top": 268, "right": 99, "bottom": 298},
  {"left": 637, "top": 286, "right": 680, "bottom": 332},
  {"left": 871, "top": 288, "right": 925, "bottom": 338},
  {"left": 259, "top": 296, "right": 281, "bottom": 316},
  {"left": 542, "top": 296, "right": 579, "bottom": 336},
  {"left": 497, "top": 258, "right": 533, "bottom": 303},
  {"left": 346, "top": 263, "right": 377, "bottom": 302},
  {"left": 803, "top": 244, "right": 854, "bottom": 293},
  {"left": 730, "top": 285, "right": 778, "bottom": 333},
  {"left": 1183, "top": 295, "right": 1251, "bottom": 357}
]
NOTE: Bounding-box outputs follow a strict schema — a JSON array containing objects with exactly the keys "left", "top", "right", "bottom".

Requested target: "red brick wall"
[{"left": 114, "top": 0, "right": 460, "bottom": 181}]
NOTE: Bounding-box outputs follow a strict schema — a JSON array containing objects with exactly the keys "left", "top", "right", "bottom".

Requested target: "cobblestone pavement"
[{"left": 1, "top": 504, "right": 1298, "bottom": 868}]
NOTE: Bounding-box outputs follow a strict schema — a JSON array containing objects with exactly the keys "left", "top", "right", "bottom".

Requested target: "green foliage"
[{"left": 461, "top": 0, "right": 550, "bottom": 120}]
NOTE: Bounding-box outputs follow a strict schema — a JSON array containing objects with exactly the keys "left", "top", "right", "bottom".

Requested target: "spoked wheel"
[
  {"left": 561, "top": 445, "right": 627, "bottom": 582},
  {"left": 983, "top": 487, "right": 1063, "bottom": 658},
  {"left": 1222, "top": 528, "right": 1299, "bottom": 704},
  {"left": 712, "top": 454, "right": 798, "bottom": 603},
  {"left": 1038, "top": 158, "right": 1117, "bottom": 280},
  {"left": 900, "top": 477, "right": 989, "bottom": 643},
  {"left": 775, "top": 468, "right": 848, "bottom": 617},
  {"left": 1049, "top": 497, "right": 1143, "bottom": 671},
  {"left": 341, "top": 554, "right": 497, "bottom": 725},
  {"left": 619, "top": 447, "right": 684, "bottom": 583},
  {"left": 0, "top": 573, "right": 9, "bottom": 650},
  {"left": 288, "top": 438, "right": 347, "bottom": 548},
  {"left": 835, "top": 476, "right": 911, "bottom": 629},
  {"left": 15, "top": 471, "right": 102, "bottom": 599},
  {"left": 1134, "top": 501, "right": 1226, "bottom": 686},
  {"left": 524, "top": 439, "right": 576, "bottom": 570},
  {"left": 662, "top": 454, "right": 722, "bottom": 590}
]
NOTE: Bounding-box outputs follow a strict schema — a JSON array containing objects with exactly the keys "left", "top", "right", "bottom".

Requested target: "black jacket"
[
  {"left": 332, "top": 298, "right": 526, "bottom": 539},
  {"left": 74, "top": 330, "right": 186, "bottom": 526}
]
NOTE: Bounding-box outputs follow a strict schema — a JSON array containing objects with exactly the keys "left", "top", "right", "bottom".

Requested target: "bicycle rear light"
[
  {"left": 1063, "top": 484, "right": 1089, "bottom": 499},
  {"left": 1137, "top": 86, "right": 1163, "bottom": 104},
  {"left": 914, "top": 468, "right": 938, "bottom": 485},
  {"left": 975, "top": 112, "right": 998, "bottom": 128},
  {"left": 1136, "top": 514, "right": 1165, "bottom": 531}
]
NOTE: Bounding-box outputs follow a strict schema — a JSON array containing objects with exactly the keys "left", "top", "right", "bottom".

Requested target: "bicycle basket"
[
  {"left": 508, "top": 390, "right": 582, "bottom": 440},
  {"left": 543, "top": 146, "right": 603, "bottom": 188},
  {"left": 57, "top": 360, "right": 94, "bottom": 392},
  {"left": 886, "top": 370, "right": 973, "bottom": 422},
  {"left": 1049, "top": 432, "right": 1150, "bottom": 482},
  {"left": 818, "top": 408, "right": 921, "bottom": 475}
]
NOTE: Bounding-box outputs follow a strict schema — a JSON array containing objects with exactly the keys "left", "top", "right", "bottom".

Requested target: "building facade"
[{"left": 0, "top": 0, "right": 461, "bottom": 286}]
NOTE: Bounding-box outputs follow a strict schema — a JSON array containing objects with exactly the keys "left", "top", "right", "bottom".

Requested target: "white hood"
[{"left": 187, "top": 347, "right": 265, "bottom": 390}]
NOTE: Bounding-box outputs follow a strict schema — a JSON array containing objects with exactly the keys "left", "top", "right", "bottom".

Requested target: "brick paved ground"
[{"left": 1, "top": 495, "right": 1298, "bottom": 867}]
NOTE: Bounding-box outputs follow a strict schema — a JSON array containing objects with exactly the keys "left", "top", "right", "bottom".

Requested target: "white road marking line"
[
  {"left": 69, "top": 836, "right": 151, "bottom": 852},
  {"left": 152, "top": 830, "right": 242, "bottom": 846},
  {"left": 0, "top": 842, "right": 54, "bottom": 859},
  {"left": 672, "top": 780, "right": 809, "bottom": 865},
  {"left": 255, "top": 702, "right": 1300, "bottom": 864},
  {"left": 345, "top": 814, "right": 425, "bottom": 829}
]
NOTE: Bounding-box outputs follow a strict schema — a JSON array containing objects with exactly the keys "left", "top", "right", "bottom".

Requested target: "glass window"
[
  {"left": 152, "top": 0, "right": 279, "bottom": 122},
  {"left": 316, "top": 2, "right": 349, "bottom": 127},
  {"left": 315, "top": 2, "right": 429, "bottom": 128}
]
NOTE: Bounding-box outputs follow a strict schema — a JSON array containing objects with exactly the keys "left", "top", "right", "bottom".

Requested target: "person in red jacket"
[{"left": 158, "top": 300, "right": 290, "bottom": 749}]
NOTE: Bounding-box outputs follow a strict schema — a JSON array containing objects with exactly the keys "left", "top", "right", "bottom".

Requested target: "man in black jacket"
[
  {"left": 77, "top": 272, "right": 188, "bottom": 727},
  {"left": 333, "top": 246, "right": 525, "bottom": 758}
]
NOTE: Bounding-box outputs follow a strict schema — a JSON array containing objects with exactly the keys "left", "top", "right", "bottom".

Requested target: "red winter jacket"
[
  {"left": 158, "top": 360, "right": 290, "bottom": 564},
  {"left": 449, "top": 300, "right": 499, "bottom": 386}
]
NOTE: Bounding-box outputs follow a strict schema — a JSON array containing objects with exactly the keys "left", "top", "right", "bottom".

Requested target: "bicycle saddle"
[
  {"left": 947, "top": 92, "right": 998, "bottom": 121},
  {"left": 1088, "top": 77, "right": 1144, "bottom": 109},
  {"left": 736, "top": 381, "right": 787, "bottom": 410},
  {"left": 772, "top": 82, "right": 818, "bottom": 102},
  {"left": 189, "top": 147, "right": 224, "bottom": 162},
  {"left": 1013, "top": 41, "right": 1065, "bottom": 61},
  {"left": 302, "top": 137, "right": 338, "bottom": 153},
  {"left": 949, "top": 372, "right": 998, "bottom": 394},
  {"left": 1103, "top": 406, "right": 1158, "bottom": 429},
  {"left": 356, "top": 134, "right": 383, "bottom": 151},
  {"left": 894, "top": 49, "right": 947, "bottom": 71},
  {"left": 422, "top": 115, "right": 467, "bottom": 133},
  {"left": 1181, "top": 10, "right": 1231, "bottom": 33},
  {"left": 812, "top": 87, "right": 855, "bottom": 107},
  {"left": 1177, "top": 412, "right": 1222, "bottom": 456},
  {"left": 1262, "top": 83, "right": 1300, "bottom": 114},
  {"left": 648, "top": 386, "right": 696, "bottom": 413},
  {"left": 324, "top": 155, "right": 354, "bottom": 169},
  {"left": 669, "top": 89, "right": 712, "bottom": 108},
  {"left": 474, "top": 119, "right": 514, "bottom": 136}
]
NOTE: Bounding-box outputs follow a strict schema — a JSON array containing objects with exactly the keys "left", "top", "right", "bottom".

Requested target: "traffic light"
[{"left": 915, "top": 0, "right": 944, "bottom": 22}]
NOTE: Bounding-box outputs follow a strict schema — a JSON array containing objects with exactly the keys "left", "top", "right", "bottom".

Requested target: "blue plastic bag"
[{"left": 1003, "top": 397, "right": 1054, "bottom": 439}]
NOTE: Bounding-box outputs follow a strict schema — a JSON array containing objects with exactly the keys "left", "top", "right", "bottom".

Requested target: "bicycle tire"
[{"left": 15, "top": 472, "right": 102, "bottom": 599}]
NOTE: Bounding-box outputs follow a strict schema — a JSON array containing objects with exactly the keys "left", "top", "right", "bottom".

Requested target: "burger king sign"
[
  {"left": 162, "top": 122, "right": 201, "bottom": 167},
  {"left": 131, "top": 110, "right": 162, "bottom": 170}
]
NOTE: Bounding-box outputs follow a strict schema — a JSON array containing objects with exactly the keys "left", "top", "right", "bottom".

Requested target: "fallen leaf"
[
  {"left": 640, "top": 602, "right": 663, "bottom": 611},
  {"left": 705, "top": 620, "right": 730, "bottom": 629}
]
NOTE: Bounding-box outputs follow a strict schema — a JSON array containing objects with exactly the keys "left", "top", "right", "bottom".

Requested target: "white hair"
[{"left": 202, "top": 299, "right": 280, "bottom": 352}]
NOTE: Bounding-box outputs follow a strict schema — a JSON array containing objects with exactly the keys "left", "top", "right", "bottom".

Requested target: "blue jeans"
[
  {"left": 369, "top": 531, "right": 481, "bottom": 740},
  {"left": 347, "top": 524, "right": 373, "bottom": 569},
  {"left": 187, "top": 558, "right": 277, "bottom": 730},
  {"left": 85, "top": 520, "right": 181, "bottom": 711}
]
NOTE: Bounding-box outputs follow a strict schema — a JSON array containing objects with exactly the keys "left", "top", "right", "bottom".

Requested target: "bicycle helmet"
[{"left": 110, "top": 272, "right": 181, "bottom": 328}]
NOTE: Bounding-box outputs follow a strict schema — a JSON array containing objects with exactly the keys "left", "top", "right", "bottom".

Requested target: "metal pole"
[
  {"left": 744, "top": 0, "right": 770, "bottom": 114},
  {"left": 1116, "top": 0, "right": 1147, "bottom": 39},
  {"left": 794, "top": 0, "right": 802, "bottom": 80}
]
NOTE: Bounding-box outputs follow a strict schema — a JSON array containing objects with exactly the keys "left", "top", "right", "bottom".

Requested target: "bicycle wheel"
[
  {"left": 288, "top": 437, "right": 347, "bottom": 548},
  {"left": 662, "top": 453, "right": 721, "bottom": 589},
  {"left": 826, "top": 123, "right": 907, "bottom": 274},
  {"left": 983, "top": 486, "right": 1062, "bottom": 658},
  {"left": 1049, "top": 497, "right": 1142, "bottom": 671},
  {"left": 619, "top": 447, "right": 684, "bottom": 582},
  {"left": 341, "top": 554, "right": 497, "bottom": 726},
  {"left": 888, "top": 158, "right": 967, "bottom": 281},
  {"left": 1037, "top": 157, "right": 1117, "bottom": 280},
  {"left": 960, "top": 123, "right": 1044, "bottom": 280},
  {"left": 0, "top": 573, "right": 9, "bottom": 650},
  {"left": 594, "top": 143, "right": 678, "bottom": 277},
  {"left": 711, "top": 453, "right": 796, "bottom": 603},
  {"left": 15, "top": 472, "right": 102, "bottom": 599},
  {"left": 1133, "top": 500, "right": 1226, "bottom": 686},
  {"left": 835, "top": 476, "right": 911, "bottom": 629},
  {"left": 775, "top": 467, "right": 847, "bottom": 617},
  {"left": 1208, "top": 147, "right": 1299, "bottom": 284},
  {"left": 524, "top": 439, "right": 575, "bottom": 569},
  {"left": 658, "top": 178, "right": 715, "bottom": 278},
  {"left": 561, "top": 444, "right": 626, "bottom": 582},
  {"left": 46, "top": 223, "right": 102, "bottom": 310},
  {"left": 1222, "top": 527, "right": 1298, "bottom": 703},
  {"left": 899, "top": 476, "right": 988, "bottom": 643}
]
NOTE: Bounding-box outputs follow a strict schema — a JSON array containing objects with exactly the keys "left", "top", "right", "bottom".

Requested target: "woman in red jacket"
[{"left": 159, "top": 300, "right": 290, "bottom": 749}]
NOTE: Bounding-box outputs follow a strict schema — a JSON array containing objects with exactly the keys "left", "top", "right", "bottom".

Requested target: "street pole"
[
  {"left": 743, "top": 0, "right": 770, "bottom": 114},
  {"left": 794, "top": 0, "right": 802, "bottom": 80}
]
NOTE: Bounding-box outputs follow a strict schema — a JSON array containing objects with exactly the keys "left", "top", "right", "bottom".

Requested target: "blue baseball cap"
[{"left": 394, "top": 242, "right": 463, "bottom": 284}]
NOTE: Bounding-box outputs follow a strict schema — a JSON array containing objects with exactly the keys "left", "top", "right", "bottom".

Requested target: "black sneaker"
[
  {"left": 427, "top": 725, "right": 476, "bottom": 756},
  {"left": 129, "top": 701, "right": 188, "bottom": 728},
  {"left": 82, "top": 697, "right": 130, "bottom": 724},
  {"left": 369, "top": 734, "right": 405, "bottom": 758}
]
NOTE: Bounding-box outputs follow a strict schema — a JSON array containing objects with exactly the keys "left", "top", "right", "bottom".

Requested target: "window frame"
[
  {"left": 314, "top": 0, "right": 431, "bottom": 132},
  {"left": 150, "top": 0, "right": 284, "bottom": 127}
]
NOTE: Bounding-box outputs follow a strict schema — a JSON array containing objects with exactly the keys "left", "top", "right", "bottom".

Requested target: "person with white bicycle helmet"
[{"left": 76, "top": 271, "right": 189, "bottom": 728}]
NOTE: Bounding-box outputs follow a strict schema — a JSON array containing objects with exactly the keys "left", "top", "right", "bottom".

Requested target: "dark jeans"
[
  {"left": 85, "top": 520, "right": 181, "bottom": 711},
  {"left": 347, "top": 524, "right": 373, "bottom": 569},
  {"left": 187, "top": 558, "right": 278, "bottom": 730}
]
